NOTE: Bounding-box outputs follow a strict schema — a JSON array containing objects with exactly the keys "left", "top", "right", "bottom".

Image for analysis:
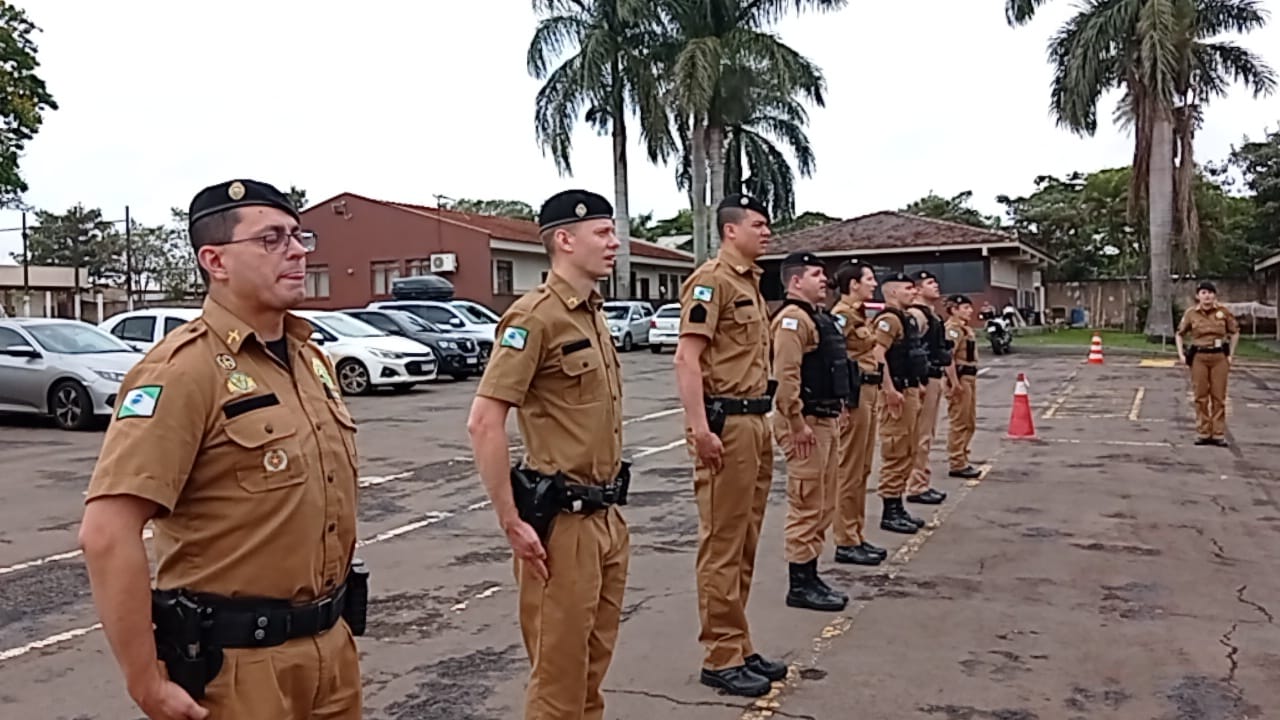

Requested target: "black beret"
[
  {"left": 189, "top": 179, "right": 299, "bottom": 228},
  {"left": 781, "top": 251, "right": 824, "bottom": 268},
  {"left": 538, "top": 190, "right": 614, "bottom": 231},
  {"left": 880, "top": 271, "right": 915, "bottom": 285},
  {"left": 1197, "top": 280, "right": 1217, "bottom": 293},
  {"left": 718, "top": 193, "right": 770, "bottom": 222},
  {"left": 946, "top": 294, "right": 972, "bottom": 306},
  {"left": 913, "top": 270, "right": 938, "bottom": 282}
]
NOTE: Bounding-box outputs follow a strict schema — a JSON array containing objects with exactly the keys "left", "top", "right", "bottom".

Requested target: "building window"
[
  {"left": 371, "top": 261, "right": 401, "bottom": 296},
  {"left": 902, "top": 260, "right": 985, "bottom": 294},
  {"left": 305, "top": 266, "right": 330, "bottom": 298},
  {"left": 406, "top": 258, "right": 430, "bottom": 276},
  {"left": 494, "top": 259, "right": 514, "bottom": 295},
  {"left": 639, "top": 277, "right": 650, "bottom": 300}
]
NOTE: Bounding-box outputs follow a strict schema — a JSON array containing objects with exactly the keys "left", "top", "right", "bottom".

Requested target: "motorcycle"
[{"left": 980, "top": 307, "right": 1014, "bottom": 355}]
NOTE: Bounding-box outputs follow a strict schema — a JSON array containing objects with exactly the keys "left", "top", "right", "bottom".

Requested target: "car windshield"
[
  {"left": 391, "top": 311, "right": 439, "bottom": 333},
  {"left": 656, "top": 306, "right": 681, "bottom": 318},
  {"left": 25, "top": 323, "right": 135, "bottom": 354},
  {"left": 604, "top": 307, "right": 631, "bottom": 320},
  {"left": 452, "top": 303, "right": 497, "bottom": 324},
  {"left": 312, "top": 314, "right": 387, "bottom": 338}
]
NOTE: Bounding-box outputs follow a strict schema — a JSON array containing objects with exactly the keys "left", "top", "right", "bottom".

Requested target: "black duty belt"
[
  {"left": 1193, "top": 345, "right": 1226, "bottom": 354},
  {"left": 183, "top": 583, "right": 348, "bottom": 649},
  {"left": 706, "top": 396, "right": 772, "bottom": 414},
  {"left": 928, "top": 367, "right": 945, "bottom": 379},
  {"left": 802, "top": 399, "right": 844, "bottom": 418},
  {"left": 892, "top": 376, "right": 921, "bottom": 390},
  {"left": 562, "top": 480, "right": 628, "bottom": 511},
  {"left": 861, "top": 371, "right": 883, "bottom": 385},
  {"left": 957, "top": 365, "right": 979, "bottom": 376}
]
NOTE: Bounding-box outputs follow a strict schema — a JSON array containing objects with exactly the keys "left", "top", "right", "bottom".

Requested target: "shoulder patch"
[
  {"left": 500, "top": 326, "right": 529, "bottom": 350},
  {"left": 693, "top": 285, "right": 713, "bottom": 302},
  {"left": 1216, "top": 310, "right": 1224, "bottom": 319},
  {"left": 877, "top": 319, "right": 892, "bottom": 332},
  {"left": 948, "top": 328, "right": 960, "bottom": 338},
  {"left": 781, "top": 317, "right": 799, "bottom": 331},
  {"left": 688, "top": 305, "right": 708, "bottom": 324},
  {"left": 117, "top": 385, "right": 163, "bottom": 419}
]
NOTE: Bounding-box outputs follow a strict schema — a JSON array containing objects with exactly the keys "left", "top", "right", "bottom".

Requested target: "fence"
[{"left": 1045, "top": 278, "right": 1278, "bottom": 335}]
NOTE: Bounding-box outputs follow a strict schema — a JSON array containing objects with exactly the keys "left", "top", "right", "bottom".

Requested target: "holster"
[
  {"left": 510, "top": 465, "right": 565, "bottom": 545},
  {"left": 342, "top": 559, "right": 369, "bottom": 636},
  {"left": 152, "top": 590, "right": 223, "bottom": 701},
  {"left": 957, "top": 365, "right": 979, "bottom": 377},
  {"left": 1185, "top": 346, "right": 1197, "bottom": 367},
  {"left": 705, "top": 400, "right": 728, "bottom": 438}
]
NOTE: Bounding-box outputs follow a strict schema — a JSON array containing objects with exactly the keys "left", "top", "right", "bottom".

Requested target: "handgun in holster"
[
  {"left": 1185, "top": 346, "right": 1197, "bottom": 367},
  {"left": 151, "top": 590, "right": 222, "bottom": 701},
  {"left": 705, "top": 400, "right": 727, "bottom": 438},
  {"left": 511, "top": 464, "right": 566, "bottom": 544},
  {"left": 343, "top": 558, "right": 370, "bottom": 637}
]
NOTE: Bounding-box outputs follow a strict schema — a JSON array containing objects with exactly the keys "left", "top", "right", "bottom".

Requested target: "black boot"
[
  {"left": 901, "top": 503, "right": 927, "bottom": 528},
  {"left": 809, "top": 560, "right": 849, "bottom": 604},
  {"left": 860, "top": 540, "right": 888, "bottom": 558},
  {"left": 906, "top": 488, "right": 947, "bottom": 504},
  {"left": 879, "top": 498, "right": 919, "bottom": 534},
  {"left": 835, "top": 544, "right": 884, "bottom": 565},
  {"left": 786, "top": 561, "right": 847, "bottom": 611},
  {"left": 700, "top": 665, "right": 772, "bottom": 696},
  {"left": 745, "top": 653, "right": 788, "bottom": 682},
  {"left": 948, "top": 466, "right": 980, "bottom": 479}
]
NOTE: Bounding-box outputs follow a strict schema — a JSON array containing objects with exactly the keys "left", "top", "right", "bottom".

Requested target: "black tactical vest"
[
  {"left": 781, "top": 299, "right": 857, "bottom": 415},
  {"left": 912, "top": 303, "right": 953, "bottom": 371},
  {"left": 879, "top": 306, "right": 931, "bottom": 386}
]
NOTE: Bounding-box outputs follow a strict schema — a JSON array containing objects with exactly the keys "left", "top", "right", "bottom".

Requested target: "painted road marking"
[
  {"left": 0, "top": 435, "right": 695, "bottom": 665},
  {"left": 739, "top": 453, "right": 1006, "bottom": 719},
  {"left": 1043, "top": 437, "right": 1174, "bottom": 448},
  {"left": 1128, "top": 387, "right": 1145, "bottom": 421},
  {"left": 1139, "top": 358, "right": 1176, "bottom": 368},
  {"left": 451, "top": 585, "right": 503, "bottom": 613},
  {"left": 0, "top": 528, "right": 153, "bottom": 578}
]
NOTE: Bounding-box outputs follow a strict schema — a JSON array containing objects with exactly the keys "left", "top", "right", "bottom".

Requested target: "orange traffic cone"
[
  {"left": 1087, "top": 333, "right": 1104, "bottom": 364},
  {"left": 1006, "top": 372, "right": 1037, "bottom": 440}
]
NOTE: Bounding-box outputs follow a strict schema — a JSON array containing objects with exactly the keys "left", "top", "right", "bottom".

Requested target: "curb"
[{"left": 1006, "top": 343, "right": 1280, "bottom": 368}]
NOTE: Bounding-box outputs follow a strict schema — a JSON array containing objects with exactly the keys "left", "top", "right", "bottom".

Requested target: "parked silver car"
[
  {"left": 0, "top": 318, "right": 144, "bottom": 430},
  {"left": 602, "top": 301, "right": 653, "bottom": 352}
]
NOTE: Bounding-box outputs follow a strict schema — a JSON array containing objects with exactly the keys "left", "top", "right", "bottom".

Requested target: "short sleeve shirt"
[
  {"left": 86, "top": 296, "right": 359, "bottom": 603},
  {"left": 677, "top": 246, "right": 771, "bottom": 398},
  {"left": 946, "top": 317, "right": 978, "bottom": 366},
  {"left": 1178, "top": 304, "right": 1240, "bottom": 347},
  {"left": 832, "top": 299, "right": 878, "bottom": 372},
  {"left": 769, "top": 302, "right": 818, "bottom": 423},
  {"left": 475, "top": 270, "right": 623, "bottom": 485}
]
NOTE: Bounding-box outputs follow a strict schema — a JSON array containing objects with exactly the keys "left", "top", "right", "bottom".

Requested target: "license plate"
[
  {"left": 407, "top": 362, "right": 429, "bottom": 375},
  {"left": 465, "top": 357, "right": 477, "bottom": 365}
]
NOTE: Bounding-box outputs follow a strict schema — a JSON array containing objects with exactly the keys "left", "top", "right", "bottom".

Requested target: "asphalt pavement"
[{"left": 0, "top": 345, "right": 1277, "bottom": 719}]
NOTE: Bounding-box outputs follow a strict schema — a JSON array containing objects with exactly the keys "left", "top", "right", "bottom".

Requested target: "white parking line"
[
  {"left": 1128, "top": 387, "right": 1145, "bottom": 421},
  {"left": 0, "top": 528, "right": 153, "bottom": 577},
  {"left": 0, "top": 435, "right": 695, "bottom": 665}
]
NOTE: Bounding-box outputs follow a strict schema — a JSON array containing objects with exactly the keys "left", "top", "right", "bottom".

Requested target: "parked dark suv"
[{"left": 342, "top": 308, "right": 483, "bottom": 380}]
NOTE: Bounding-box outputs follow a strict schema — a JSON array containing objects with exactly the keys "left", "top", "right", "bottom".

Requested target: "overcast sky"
[{"left": 2, "top": 0, "right": 1278, "bottom": 265}]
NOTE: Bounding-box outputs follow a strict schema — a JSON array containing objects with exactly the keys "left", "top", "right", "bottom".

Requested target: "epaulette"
[{"left": 147, "top": 319, "right": 211, "bottom": 365}]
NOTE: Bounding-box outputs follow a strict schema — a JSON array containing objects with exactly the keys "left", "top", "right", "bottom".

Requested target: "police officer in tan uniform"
[
  {"left": 675, "top": 193, "right": 785, "bottom": 698},
  {"left": 830, "top": 260, "right": 888, "bottom": 567},
  {"left": 467, "top": 190, "right": 629, "bottom": 720},
  {"left": 1175, "top": 280, "right": 1241, "bottom": 447},
  {"left": 79, "top": 180, "right": 364, "bottom": 720},
  {"left": 874, "top": 273, "right": 931, "bottom": 534},
  {"left": 770, "top": 251, "right": 855, "bottom": 612},
  {"left": 943, "top": 295, "right": 982, "bottom": 478},
  {"left": 905, "top": 270, "right": 950, "bottom": 506}
]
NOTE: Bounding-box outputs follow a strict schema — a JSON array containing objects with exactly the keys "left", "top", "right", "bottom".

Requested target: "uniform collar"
[
  {"left": 545, "top": 270, "right": 603, "bottom": 312},
  {"left": 201, "top": 295, "right": 313, "bottom": 353},
  {"left": 1195, "top": 303, "right": 1220, "bottom": 314},
  {"left": 717, "top": 244, "right": 761, "bottom": 277}
]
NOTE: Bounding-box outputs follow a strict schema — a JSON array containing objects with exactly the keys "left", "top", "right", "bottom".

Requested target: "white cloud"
[{"left": 1, "top": 0, "right": 1277, "bottom": 264}]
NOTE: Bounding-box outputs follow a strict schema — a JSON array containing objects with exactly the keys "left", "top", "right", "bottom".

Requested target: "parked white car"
[
  {"left": 0, "top": 318, "right": 144, "bottom": 430},
  {"left": 293, "top": 310, "right": 437, "bottom": 395},
  {"left": 647, "top": 302, "right": 681, "bottom": 353},
  {"left": 101, "top": 307, "right": 335, "bottom": 363},
  {"left": 367, "top": 300, "right": 498, "bottom": 363},
  {"left": 602, "top": 301, "right": 653, "bottom": 352}
]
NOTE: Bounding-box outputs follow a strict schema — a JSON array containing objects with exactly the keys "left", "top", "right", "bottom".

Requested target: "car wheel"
[
  {"left": 650, "top": 343, "right": 663, "bottom": 354},
  {"left": 622, "top": 333, "right": 633, "bottom": 352},
  {"left": 50, "top": 380, "right": 95, "bottom": 431},
  {"left": 337, "top": 359, "right": 372, "bottom": 395}
]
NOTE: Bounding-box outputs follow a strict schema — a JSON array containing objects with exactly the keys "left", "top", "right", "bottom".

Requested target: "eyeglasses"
[{"left": 221, "top": 228, "right": 318, "bottom": 254}]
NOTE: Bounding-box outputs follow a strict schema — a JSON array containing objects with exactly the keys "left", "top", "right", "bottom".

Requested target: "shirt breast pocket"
[
  {"left": 222, "top": 410, "right": 308, "bottom": 493},
  {"left": 728, "top": 299, "right": 761, "bottom": 342},
  {"left": 559, "top": 346, "right": 605, "bottom": 405}
]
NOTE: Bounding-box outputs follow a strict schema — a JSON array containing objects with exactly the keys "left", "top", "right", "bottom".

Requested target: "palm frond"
[
  {"left": 1005, "top": 0, "right": 1053, "bottom": 27},
  {"left": 527, "top": 14, "right": 588, "bottom": 79},
  {"left": 672, "top": 36, "right": 723, "bottom": 114},
  {"left": 532, "top": 54, "right": 593, "bottom": 175},
  {"left": 1192, "top": 40, "right": 1277, "bottom": 99},
  {"left": 1193, "top": 0, "right": 1270, "bottom": 38},
  {"left": 738, "top": 0, "right": 849, "bottom": 28}
]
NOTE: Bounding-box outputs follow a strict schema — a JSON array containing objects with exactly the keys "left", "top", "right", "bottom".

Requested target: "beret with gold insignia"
[
  {"left": 188, "top": 179, "right": 299, "bottom": 229},
  {"left": 718, "top": 193, "right": 770, "bottom": 223},
  {"left": 880, "top": 271, "right": 915, "bottom": 286},
  {"left": 912, "top": 270, "right": 938, "bottom": 282},
  {"left": 537, "top": 189, "right": 614, "bottom": 231},
  {"left": 946, "top": 294, "right": 972, "bottom": 306},
  {"left": 781, "top": 251, "right": 825, "bottom": 269}
]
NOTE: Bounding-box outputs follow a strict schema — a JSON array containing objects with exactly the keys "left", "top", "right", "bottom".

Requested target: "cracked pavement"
[{"left": 1, "top": 352, "right": 1279, "bottom": 718}]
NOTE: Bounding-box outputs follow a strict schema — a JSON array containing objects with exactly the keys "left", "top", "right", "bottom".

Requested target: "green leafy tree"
[
  {"left": 1228, "top": 123, "right": 1280, "bottom": 262},
  {"left": 286, "top": 186, "right": 308, "bottom": 211},
  {"left": 15, "top": 204, "right": 122, "bottom": 285},
  {"left": 1005, "top": 0, "right": 1276, "bottom": 340},
  {"left": 442, "top": 198, "right": 536, "bottom": 220},
  {"left": 773, "top": 210, "right": 841, "bottom": 234},
  {"left": 0, "top": 3, "right": 58, "bottom": 208},
  {"left": 901, "top": 191, "right": 1002, "bottom": 229}
]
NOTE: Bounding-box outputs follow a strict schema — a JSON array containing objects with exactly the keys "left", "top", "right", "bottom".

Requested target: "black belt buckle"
[{"left": 862, "top": 372, "right": 883, "bottom": 385}]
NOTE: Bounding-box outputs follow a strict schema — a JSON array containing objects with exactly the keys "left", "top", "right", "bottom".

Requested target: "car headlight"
[
  {"left": 609, "top": 325, "right": 622, "bottom": 334},
  {"left": 370, "top": 349, "right": 405, "bottom": 360},
  {"left": 438, "top": 341, "right": 456, "bottom": 349},
  {"left": 94, "top": 369, "right": 127, "bottom": 383}
]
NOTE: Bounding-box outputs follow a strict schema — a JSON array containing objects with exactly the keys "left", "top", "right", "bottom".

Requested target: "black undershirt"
[{"left": 265, "top": 336, "right": 290, "bottom": 371}]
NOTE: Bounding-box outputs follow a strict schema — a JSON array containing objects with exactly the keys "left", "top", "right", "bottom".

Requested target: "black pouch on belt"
[{"left": 342, "top": 558, "right": 369, "bottom": 636}]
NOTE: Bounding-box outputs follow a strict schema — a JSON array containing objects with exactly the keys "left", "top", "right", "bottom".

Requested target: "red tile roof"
[{"left": 767, "top": 211, "right": 1049, "bottom": 259}]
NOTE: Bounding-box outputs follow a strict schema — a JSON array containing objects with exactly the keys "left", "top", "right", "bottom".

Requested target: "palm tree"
[
  {"left": 1006, "top": 0, "right": 1274, "bottom": 340},
  {"left": 528, "top": 0, "right": 674, "bottom": 299},
  {"left": 636, "top": 0, "right": 844, "bottom": 263}
]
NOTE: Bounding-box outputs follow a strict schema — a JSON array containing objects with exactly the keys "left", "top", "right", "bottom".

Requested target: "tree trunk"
[
  {"left": 1144, "top": 108, "right": 1176, "bottom": 341},
  {"left": 610, "top": 63, "right": 631, "bottom": 301},
  {"left": 691, "top": 115, "right": 710, "bottom": 265},
  {"left": 1174, "top": 115, "right": 1199, "bottom": 274},
  {"left": 706, "top": 124, "right": 726, "bottom": 257}
]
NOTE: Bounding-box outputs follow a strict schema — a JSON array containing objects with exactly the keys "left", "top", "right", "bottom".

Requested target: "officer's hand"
[
  {"left": 135, "top": 673, "right": 209, "bottom": 720},
  {"left": 885, "top": 390, "right": 904, "bottom": 418},
  {"left": 791, "top": 423, "right": 816, "bottom": 460},
  {"left": 505, "top": 521, "right": 549, "bottom": 580},
  {"left": 693, "top": 430, "right": 724, "bottom": 473}
]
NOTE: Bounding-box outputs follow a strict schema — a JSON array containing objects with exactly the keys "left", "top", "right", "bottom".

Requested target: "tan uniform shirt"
[
  {"left": 678, "top": 246, "right": 771, "bottom": 398},
  {"left": 769, "top": 302, "right": 818, "bottom": 425},
  {"left": 86, "top": 297, "right": 359, "bottom": 603},
  {"left": 1178, "top": 304, "right": 1241, "bottom": 349},
  {"left": 873, "top": 309, "right": 905, "bottom": 352},
  {"left": 476, "top": 270, "right": 623, "bottom": 486},
  {"left": 831, "top": 299, "right": 878, "bottom": 373},
  {"left": 946, "top": 317, "right": 978, "bottom": 367}
]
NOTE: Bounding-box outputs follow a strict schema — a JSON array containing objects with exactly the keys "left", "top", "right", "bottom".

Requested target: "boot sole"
[
  {"left": 700, "top": 675, "right": 771, "bottom": 697},
  {"left": 786, "top": 596, "right": 848, "bottom": 611}
]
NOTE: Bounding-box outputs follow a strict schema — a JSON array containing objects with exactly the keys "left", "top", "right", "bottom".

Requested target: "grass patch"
[{"left": 1013, "top": 327, "right": 1280, "bottom": 359}]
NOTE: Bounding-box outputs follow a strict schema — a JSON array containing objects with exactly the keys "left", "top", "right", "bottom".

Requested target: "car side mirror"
[
  {"left": 448, "top": 317, "right": 464, "bottom": 328},
  {"left": 310, "top": 331, "right": 326, "bottom": 345},
  {"left": 1, "top": 344, "right": 40, "bottom": 358}
]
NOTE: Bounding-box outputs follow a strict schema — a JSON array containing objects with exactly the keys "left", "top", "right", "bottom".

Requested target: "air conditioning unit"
[{"left": 430, "top": 253, "right": 458, "bottom": 273}]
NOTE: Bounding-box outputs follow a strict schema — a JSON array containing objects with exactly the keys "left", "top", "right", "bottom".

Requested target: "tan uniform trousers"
[
  {"left": 516, "top": 505, "right": 629, "bottom": 720},
  {"left": 1191, "top": 351, "right": 1230, "bottom": 438},
  {"left": 776, "top": 415, "right": 839, "bottom": 564},
  {"left": 199, "top": 617, "right": 361, "bottom": 719},
  {"left": 907, "top": 377, "right": 943, "bottom": 496},
  {"left": 689, "top": 413, "right": 772, "bottom": 671},
  {"left": 947, "top": 374, "right": 977, "bottom": 470},
  {"left": 835, "top": 384, "right": 879, "bottom": 546},
  {"left": 877, "top": 386, "right": 921, "bottom": 499}
]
